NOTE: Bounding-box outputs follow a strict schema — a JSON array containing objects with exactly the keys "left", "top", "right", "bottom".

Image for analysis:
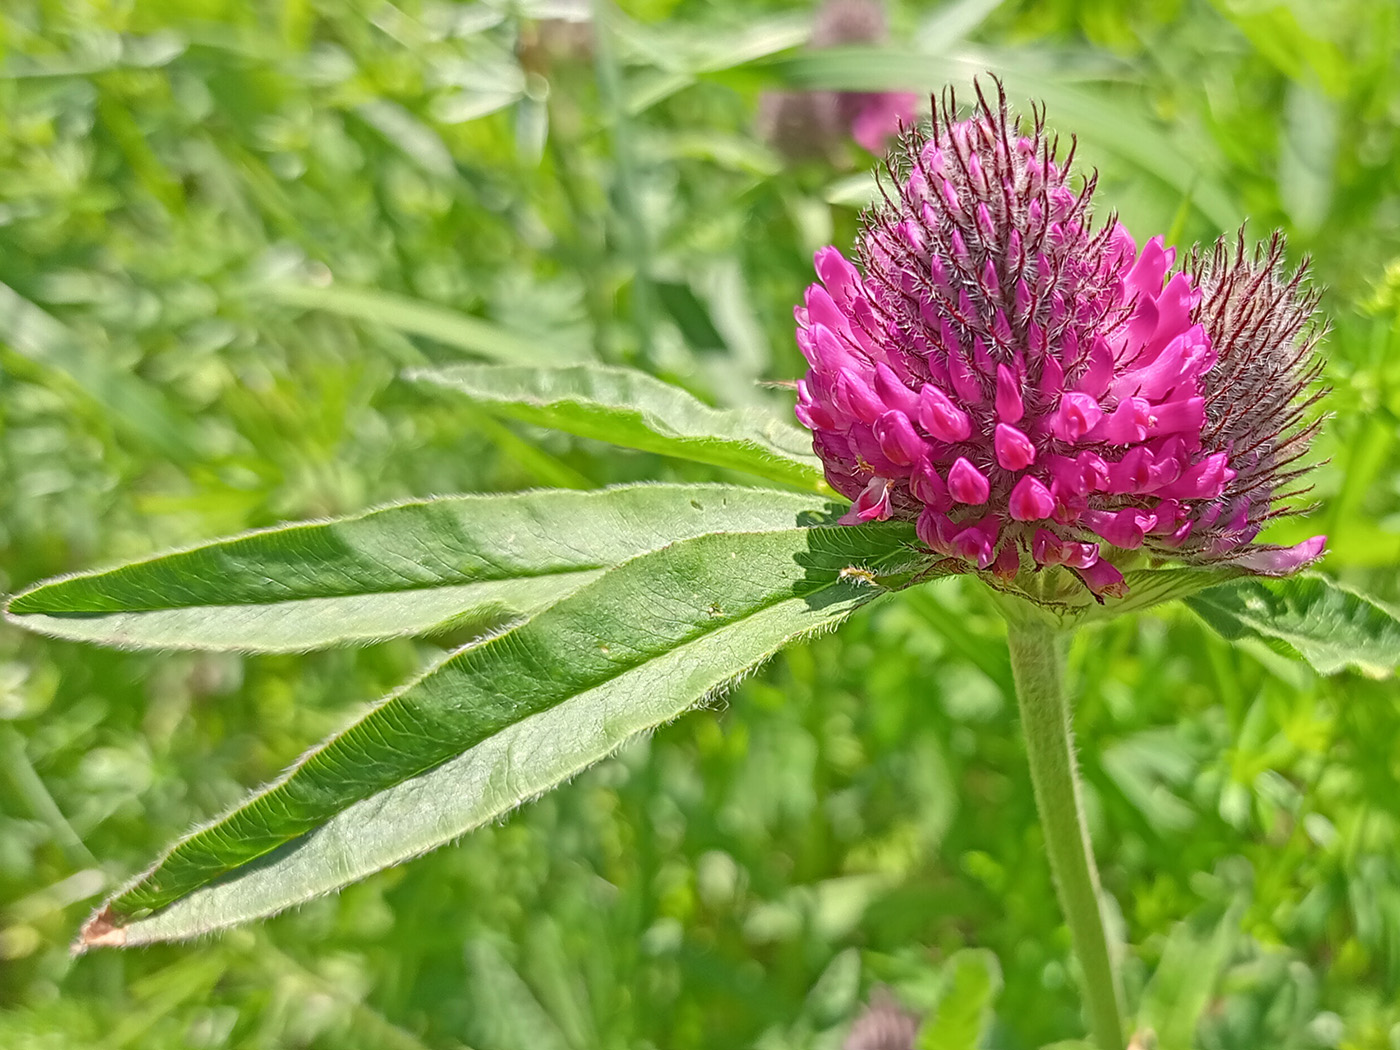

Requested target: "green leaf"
[
  {"left": 407, "top": 362, "right": 828, "bottom": 492},
  {"left": 1134, "top": 895, "right": 1247, "bottom": 1050},
  {"left": 6, "top": 484, "right": 837, "bottom": 652},
  {"left": 79, "top": 522, "right": 928, "bottom": 947},
  {"left": 461, "top": 940, "right": 574, "bottom": 1050},
  {"left": 0, "top": 280, "right": 201, "bottom": 460},
  {"left": 269, "top": 283, "right": 576, "bottom": 365},
  {"left": 1185, "top": 574, "right": 1400, "bottom": 678},
  {"left": 353, "top": 100, "right": 456, "bottom": 179},
  {"left": 917, "top": 949, "right": 1003, "bottom": 1050}
]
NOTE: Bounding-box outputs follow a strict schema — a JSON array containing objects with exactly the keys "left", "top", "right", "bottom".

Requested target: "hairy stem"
[{"left": 1006, "top": 619, "right": 1125, "bottom": 1050}]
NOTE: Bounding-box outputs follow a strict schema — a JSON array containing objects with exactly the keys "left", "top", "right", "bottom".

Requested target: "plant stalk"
[{"left": 1005, "top": 618, "right": 1125, "bottom": 1050}]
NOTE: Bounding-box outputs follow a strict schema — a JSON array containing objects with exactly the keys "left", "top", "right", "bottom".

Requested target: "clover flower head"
[{"left": 793, "top": 82, "right": 1328, "bottom": 598}]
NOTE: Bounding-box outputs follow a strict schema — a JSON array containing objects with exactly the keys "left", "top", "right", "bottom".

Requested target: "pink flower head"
[{"left": 793, "top": 83, "right": 1328, "bottom": 597}]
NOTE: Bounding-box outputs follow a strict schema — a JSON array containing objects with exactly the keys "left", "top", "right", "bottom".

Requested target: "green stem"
[{"left": 1005, "top": 619, "right": 1125, "bottom": 1050}]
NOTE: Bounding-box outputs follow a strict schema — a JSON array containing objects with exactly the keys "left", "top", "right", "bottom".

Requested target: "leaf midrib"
[{"left": 6, "top": 563, "right": 611, "bottom": 616}]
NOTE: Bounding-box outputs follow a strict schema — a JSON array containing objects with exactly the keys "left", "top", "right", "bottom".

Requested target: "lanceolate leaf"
[
  {"left": 5, "top": 485, "right": 838, "bottom": 652},
  {"left": 407, "top": 363, "right": 828, "bottom": 492},
  {"left": 81, "top": 522, "right": 927, "bottom": 947},
  {"left": 1186, "top": 574, "right": 1400, "bottom": 677}
]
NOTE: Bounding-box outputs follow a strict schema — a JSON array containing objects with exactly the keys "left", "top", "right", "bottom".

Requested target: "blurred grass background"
[{"left": 1, "top": 1, "right": 1399, "bottom": 1047}]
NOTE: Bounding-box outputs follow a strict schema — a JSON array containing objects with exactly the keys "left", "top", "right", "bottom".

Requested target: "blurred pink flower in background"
[
  {"left": 760, "top": 0, "right": 917, "bottom": 160},
  {"left": 848, "top": 88, "right": 918, "bottom": 152}
]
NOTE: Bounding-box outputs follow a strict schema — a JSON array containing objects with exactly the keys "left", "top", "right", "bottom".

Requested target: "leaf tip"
[
  {"left": 76, "top": 908, "right": 128, "bottom": 953},
  {"left": 3, "top": 588, "right": 37, "bottom": 618}
]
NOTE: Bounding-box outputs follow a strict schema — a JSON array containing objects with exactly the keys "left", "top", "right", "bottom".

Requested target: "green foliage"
[
  {"left": 916, "top": 949, "right": 1002, "bottom": 1050},
  {"left": 6, "top": 484, "right": 836, "bottom": 651},
  {"left": 270, "top": 283, "right": 580, "bottom": 366},
  {"left": 1187, "top": 575, "right": 1400, "bottom": 678},
  {"left": 409, "top": 362, "right": 828, "bottom": 491},
  {"left": 2, "top": 0, "right": 1400, "bottom": 1048},
  {"left": 83, "top": 522, "right": 926, "bottom": 944},
  {"left": 1133, "top": 892, "right": 1247, "bottom": 1049}
]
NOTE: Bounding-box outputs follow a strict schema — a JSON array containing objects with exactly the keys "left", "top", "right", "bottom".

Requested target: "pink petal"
[
  {"left": 1081, "top": 507, "right": 1157, "bottom": 549},
  {"left": 1032, "top": 528, "right": 1099, "bottom": 569},
  {"left": 1145, "top": 397, "right": 1205, "bottom": 439},
  {"left": 994, "top": 423, "right": 1036, "bottom": 470},
  {"left": 948, "top": 457, "right": 991, "bottom": 505},
  {"left": 909, "top": 455, "right": 949, "bottom": 509},
  {"left": 1232, "top": 535, "right": 1327, "bottom": 575},
  {"left": 1075, "top": 558, "right": 1130, "bottom": 598},
  {"left": 873, "top": 363, "right": 920, "bottom": 417},
  {"left": 1075, "top": 336, "right": 1114, "bottom": 398},
  {"left": 1090, "top": 397, "right": 1150, "bottom": 444},
  {"left": 814, "top": 246, "right": 862, "bottom": 306},
  {"left": 1038, "top": 352, "right": 1065, "bottom": 397},
  {"left": 995, "top": 364, "right": 1024, "bottom": 422},
  {"left": 947, "top": 349, "right": 983, "bottom": 403},
  {"left": 1126, "top": 236, "right": 1170, "bottom": 298},
  {"left": 952, "top": 516, "right": 1001, "bottom": 569},
  {"left": 1009, "top": 476, "right": 1055, "bottom": 522},
  {"left": 992, "top": 542, "right": 1021, "bottom": 581},
  {"left": 1051, "top": 392, "right": 1103, "bottom": 442},
  {"left": 1106, "top": 446, "right": 1156, "bottom": 494},
  {"left": 1147, "top": 499, "right": 1186, "bottom": 535},
  {"left": 803, "top": 284, "right": 852, "bottom": 339},
  {"left": 917, "top": 384, "right": 972, "bottom": 442},
  {"left": 795, "top": 398, "right": 837, "bottom": 431},
  {"left": 839, "top": 476, "right": 894, "bottom": 525},
  {"left": 835, "top": 372, "right": 885, "bottom": 426},
  {"left": 873, "top": 411, "right": 925, "bottom": 467},
  {"left": 1159, "top": 452, "right": 1234, "bottom": 500},
  {"left": 808, "top": 324, "right": 865, "bottom": 376},
  {"left": 915, "top": 507, "right": 957, "bottom": 554}
]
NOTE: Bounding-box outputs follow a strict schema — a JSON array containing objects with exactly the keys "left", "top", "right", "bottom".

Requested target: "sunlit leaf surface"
[
  {"left": 409, "top": 362, "right": 828, "bottom": 492},
  {"left": 82, "top": 522, "right": 926, "bottom": 946},
  {"left": 7, "top": 485, "right": 836, "bottom": 651},
  {"left": 1186, "top": 574, "right": 1400, "bottom": 677}
]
